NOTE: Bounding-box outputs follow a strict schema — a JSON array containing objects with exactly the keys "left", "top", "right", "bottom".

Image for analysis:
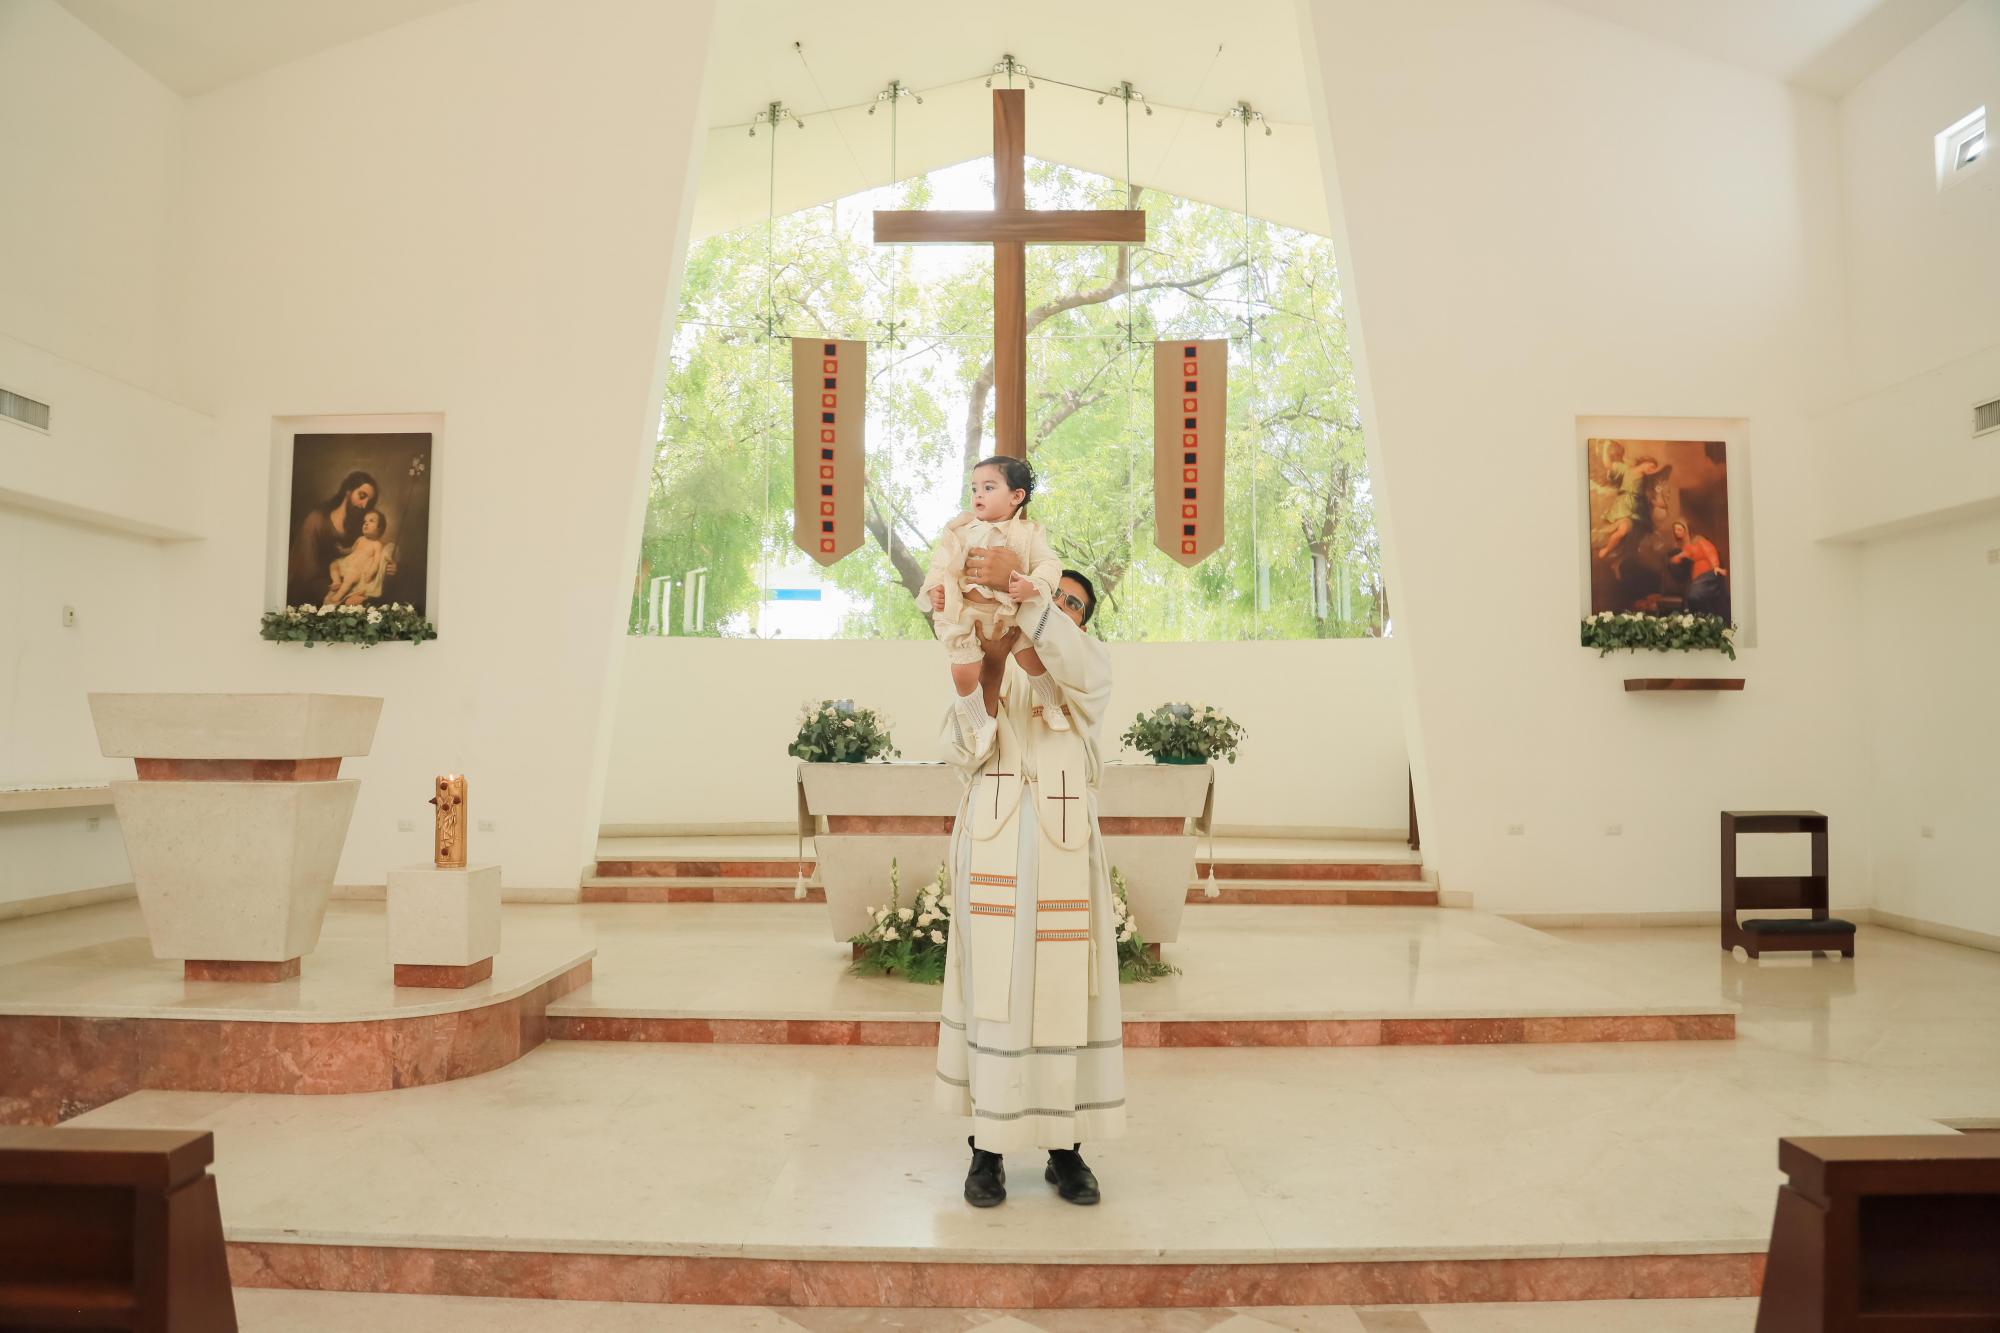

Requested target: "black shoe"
[
  {"left": 964, "top": 1135, "right": 1006, "bottom": 1208},
  {"left": 1044, "top": 1145, "right": 1100, "bottom": 1205}
]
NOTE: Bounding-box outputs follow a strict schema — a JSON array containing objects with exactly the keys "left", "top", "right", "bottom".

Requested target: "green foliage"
[
  {"left": 849, "top": 860, "right": 949, "bottom": 984},
  {"left": 1111, "top": 868, "right": 1178, "bottom": 984},
  {"left": 1119, "top": 703, "right": 1247, "bottom": 763},
  {"left": 634, "top": 157, "right": 1384, "bottom": 641},
  {"left": 260, "top": 603, "right": 437, "bottom": 647},
  {"left": 788, "top": 699, "right": 900, "bottom": 763},
  {"left": 1580, "top": 612, "right": 1738, "bottom": 660}
]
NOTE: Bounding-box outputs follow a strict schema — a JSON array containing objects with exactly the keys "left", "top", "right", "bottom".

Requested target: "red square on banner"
[
  {"left": 819, "top": 465, "right": 834, "bottom": 479},
  {"left": 1183, "top": 432, "right": 1197, "bottom": 446},
  {"left": 1182, "top": 397, "right": 1197, "bottom": 412},
  {"left": 822, "top": 359, "right": 838, "bottom": 373},
  {"left": 820, "top": 393, "right": 837, "bottom": 409},
  {"left": 821, "top": 538, "right": 835, "bottom": 552},
  {"left": 1181, "top": 539, "right": 1197, "bottom": 554},
  {"left": 1182, "top": 505, "right": 1196, "bottom": 519},
  {"left": 820, "top": 428, "right": 835, "bottom": 443},
  {"left": 820, "top": 501, "right": 834, "bottom": 516},
  {"left": 1183, "top": 467, "right": 1197, "bottom": 482}
]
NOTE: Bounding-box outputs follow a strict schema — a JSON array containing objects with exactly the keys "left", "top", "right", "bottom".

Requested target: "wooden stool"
[
  {"left": 1758, "top": 1135, "right": 2000, "bottom": 1331},
  {"left": 1720, "top": 810, "right": 1853, "bottom": 958},
  {"left": 0, "top": 1127, "right": 236, "bottom": 1331}
]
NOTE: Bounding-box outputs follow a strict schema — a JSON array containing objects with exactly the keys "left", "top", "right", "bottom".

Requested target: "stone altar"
[
  {"left": 89, "top": 693, "right": 381, "bottom": 981},
  {"left": 798, "top": 761, "right": 1213, "bottom": 945}
]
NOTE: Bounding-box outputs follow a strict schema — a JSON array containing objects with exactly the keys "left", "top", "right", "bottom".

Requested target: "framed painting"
[
  {"left": 281, "top": 430, "right": 434, "bottom": 615},
  {"left": 1584, "top": 435, "right": 1732, "bottom": 621}
]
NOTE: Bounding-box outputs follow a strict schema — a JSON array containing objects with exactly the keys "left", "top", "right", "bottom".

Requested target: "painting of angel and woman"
[
  {"left": 282, "top": 432, "right": 433, "bottom": 614},
  {"left": 1585, "top": 437, "right": 1731, "bottom": 622}
]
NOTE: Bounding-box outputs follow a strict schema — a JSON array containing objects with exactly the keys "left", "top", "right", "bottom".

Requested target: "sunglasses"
[{"left": 1057, "top": 592, "right": 1088, "bottom": 615}]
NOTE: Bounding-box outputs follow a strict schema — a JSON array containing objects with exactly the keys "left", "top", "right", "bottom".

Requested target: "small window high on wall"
[{"left": 1936, "top": 106, "right": 1987, "bottom": 190}]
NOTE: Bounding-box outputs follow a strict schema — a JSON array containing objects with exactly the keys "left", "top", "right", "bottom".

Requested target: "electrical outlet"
[
  {"left": 61, "top": 605, "right": 76, "bottom": 627},
  {"left": 396, "top": 818, "right": 415, "bottom": 833},
  {"left": 1921, "top": 824, "right": 1936, "bottom": 839},
  {"left": 84, "top": 815, "right": 100, "bottom": 832},
  {"left": 1506, "top": 823, "right": 1526, "bottom": 836},
  {"left": 477, "top": 819, "right": 495, "bottom": 833},
  {"left": 1604, "top": 823, "right": 1623, "bottom": 836}
]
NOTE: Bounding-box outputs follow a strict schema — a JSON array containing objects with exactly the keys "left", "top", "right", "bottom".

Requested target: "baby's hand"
[
  {"left": 1007, "top": 572, "right": 1034, "bottom": 600},
  {"left": 930, "top": 586, "right": 945, "bottom": 611}
]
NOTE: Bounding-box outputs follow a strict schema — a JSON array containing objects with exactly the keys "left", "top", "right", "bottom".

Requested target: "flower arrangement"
[
  {"left": 1580, "top": 612, "right": 1736, "bottom": 661},
  {"left": 848, "top": 860, "right": 1178, "bottom": 985},
  {"left": 1111, "top": 867, "right": 1178, "bottom": 983},
  {"left": 259, "top": 603, "right": 437, "bottom": 647},
  {"left": 850, "top": 859, "right": 949, "bottom": 983},
  {"left": 788, "top": 699, "right": 899, "bottom": 763},
  {"left": 1119, "top": 702, "right": 1246, "bottom": 764}
]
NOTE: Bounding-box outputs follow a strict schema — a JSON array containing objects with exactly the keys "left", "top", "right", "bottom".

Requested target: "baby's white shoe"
[
  {"left": 1029, "top": 673, "right": 1070, "bottom": 730},
  {"left": 970, "top": 712, "right": 1000, "bottom": 761}
]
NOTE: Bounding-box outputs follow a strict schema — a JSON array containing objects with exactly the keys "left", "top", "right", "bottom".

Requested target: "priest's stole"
[
  {"left": 1154, "top": 339, "right": 1226, "bottom": 567},
  {"left": 966, "top": 719, "right": 1024, "bottom": 1024},
  {"left": 1030, "top": 717, "right": 1093, "bottom": 1048},
  {"left": 791, "top": 338, "right": 865, "bottom": 565}
]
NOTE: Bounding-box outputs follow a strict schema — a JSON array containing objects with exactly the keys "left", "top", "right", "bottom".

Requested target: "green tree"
[{"left": 631, "top": 158, "right": 1383, "bottom": 641}]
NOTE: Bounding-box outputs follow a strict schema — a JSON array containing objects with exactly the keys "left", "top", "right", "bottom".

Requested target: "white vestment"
[{"left": 934, "top": 596, "right": 1126, "bottom": 1153}]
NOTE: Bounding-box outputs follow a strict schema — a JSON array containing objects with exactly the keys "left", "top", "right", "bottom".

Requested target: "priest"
[{"left": 933, "top": 551, "right": 1123, "bottom": 1208}]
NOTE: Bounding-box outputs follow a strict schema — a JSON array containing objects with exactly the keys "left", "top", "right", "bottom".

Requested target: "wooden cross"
[
  {"left": 984, "top": 767, "right": 1015, "bottom": 820},
  {"left": 874, "top": 89, "right": 1147, "bottom": 459},
  {"left": 1044, "top": 770, "right": 1081, "bottom": 842}
]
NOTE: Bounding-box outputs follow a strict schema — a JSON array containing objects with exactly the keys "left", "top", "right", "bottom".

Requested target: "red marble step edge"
[
  {"left": 581, "top": 885, "right": 826, "bottom": 904},
  {"left": 0, "top": 961, "right": 593, "bottom": 1127},
  {"left": 548, "top": 1013, "right": 1735, "bottom": 1047},
  {"left": 228, "top": 1242, "right": 1765, "bottom": 1307},
  {"left": 1188, "top": 887, "right": 1441, "bottom": 906},
  {"left": 1198, "top": 861, "right": 1424, "bottom": 882},
  {"left": 135, "top": 758, "right": 343, "bottom": 781},
  {"left": 394, "top": 958, "right": 494, "bottom": 989},
  {"left": 591, "top": 859, "right": 1425, "bottom": 883},
  {"left": 821, "top": 817, "right": 1193, "bottom": 836}
]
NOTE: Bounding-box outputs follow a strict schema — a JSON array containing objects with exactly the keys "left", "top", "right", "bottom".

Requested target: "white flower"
[
  {"left": 1118, "top": 925, "right": 1134, "bottom": 942},
  {"left": 842, "top": 718, "right": 856, "bottom": 728},
  {"left": 917, "top": 911, "right": 935, "bottom": 926},
  {"left": 1681, "top": 614, "right": 1695, "bottom": 628},
  {"left": 366, "top": 608, "right": 382, "bottom": 625},
  {"left": 874, "top": 908, "right": 890, "bottom": 924},
  {"left": 929, "top": 929, "right": 945, "bottom": 945},
  {"left": 897, "top": 907, "right": 914, "bottom": 922},
  {"left": 881, "top": 927, "right": 898, "bottom": 941},
  {"left": 1722, "top": 627, "right": 1736, "bottom": 640}
]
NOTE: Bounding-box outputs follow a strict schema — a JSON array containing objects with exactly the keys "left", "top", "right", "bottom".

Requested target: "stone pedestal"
[
  {"left": 387, "top": 863, "right": 501, "bottom": 988},
  {"left": 89, "top": 693, "right": 380, "bottom": 981},
  {"left": 798, "top": 761, "right": 1213, "bottom": 946}
]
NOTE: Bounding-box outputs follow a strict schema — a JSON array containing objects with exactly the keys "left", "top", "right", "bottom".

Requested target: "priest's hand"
[{"left": 965, "top": 547, "right": 1023, "bottom": 591}]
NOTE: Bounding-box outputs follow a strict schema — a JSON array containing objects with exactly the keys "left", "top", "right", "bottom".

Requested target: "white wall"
[
  {"left": 1857, "top": 511, "right": 2000, "bottom": 939},
  {"left": 1834, "top": 1, "right": 2000, "bottom": 940},
  {"left": 110, "top": 0, "right": 717, "bottom": 893},
  {"left": 604, "top": 638, "right": 1411, "bottom": 837},
  {"left": 1297, "top": 0, "right": 1871, "bottom": 913},
  {"left": 1818, "top": 0, "right": 2000, "bottom": 540}
]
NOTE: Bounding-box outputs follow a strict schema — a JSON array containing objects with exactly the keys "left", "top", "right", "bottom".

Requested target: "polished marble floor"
[
  {"left": 235, "top": 1289, "right": 1758, "bottom": 1330},
  {"left": 0, "top": 899, "right": 589, "bottom": 1021},
  {"left": 549, "top": 903, "right": 1726, "bottom": 1023},
  {"left": 68, "top": 925, "right": 1998, "bottom": 1265}
]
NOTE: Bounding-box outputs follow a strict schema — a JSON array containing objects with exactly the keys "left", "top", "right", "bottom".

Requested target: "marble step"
[
  {"left": 591, "top": 858, "right": 1426, "bottom": 883},
  {"left": 1189, "top": 881, "right": 1440, "bottom": 905},
  {"left": 578, "top": 876, "right": 1437, "bottom": 907}
]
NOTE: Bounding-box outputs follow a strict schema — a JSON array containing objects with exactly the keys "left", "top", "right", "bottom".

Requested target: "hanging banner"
[
  {"left": 1154, "top": 339, "right": 1226, "bottom": 567},
  {"left": 792, "top": 338, "right": 866, "bottom": 566}
]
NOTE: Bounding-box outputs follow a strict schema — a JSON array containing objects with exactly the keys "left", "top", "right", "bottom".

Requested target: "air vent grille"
[
  {"left": 0, "top": 388, "right": 50, "bottom": 432},
  {"left": 1975, "top": 396, "right": 2000, "bottom": 438}
]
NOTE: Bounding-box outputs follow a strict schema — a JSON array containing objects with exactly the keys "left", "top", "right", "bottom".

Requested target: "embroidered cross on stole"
[{"left": 964, "top": 701, "right": 1095, "bottom": 1048}]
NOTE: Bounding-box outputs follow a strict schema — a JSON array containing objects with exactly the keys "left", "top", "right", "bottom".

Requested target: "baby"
[
  {"left": 919, "top": 456, "right": 1067, "bottom": 754},
  {"left": 324, "top": 509, "right": 389, "bottom": 607}
]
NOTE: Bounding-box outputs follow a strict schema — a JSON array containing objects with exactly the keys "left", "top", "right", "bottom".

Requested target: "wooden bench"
[
  {"left": 1758, "top": 1135, "right": 2000, "bottom": 1331},
  {"left": 1721, "top": 810, "right": 1853, "bottom": 959},
  {"left": 0, "top": 1127, "right": 236, "bottom": 1331}
]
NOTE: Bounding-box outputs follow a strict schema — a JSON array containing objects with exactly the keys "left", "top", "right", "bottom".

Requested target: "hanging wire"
[{"left": 790, "top": 43, "right": 870, "bottom": 197}]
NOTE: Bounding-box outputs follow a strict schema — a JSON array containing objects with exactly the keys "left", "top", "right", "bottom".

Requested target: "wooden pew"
[
  {"left": 1759, "top": 1135, "right": 2000, "bottom": 1331},
  {"left": 1721, "top": 810, "right": 1854, "bottom": 959},
  {"left": 0, "top": 1127, "right": 236, "bottom": 1331}
]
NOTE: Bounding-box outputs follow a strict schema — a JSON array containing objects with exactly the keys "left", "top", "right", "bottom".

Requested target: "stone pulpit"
[
  {"left": 798, "top": 761, "right": 1212, "bottom": 947},
  {"left": 89, "top": 693, "right": 381, "bottom": 981}
]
